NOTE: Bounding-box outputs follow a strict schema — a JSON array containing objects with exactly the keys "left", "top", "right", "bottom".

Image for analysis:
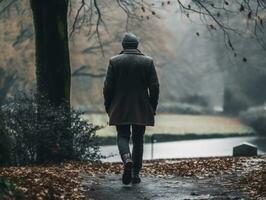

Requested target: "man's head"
[{"left": 122, "top": 33, "right": 139, "bottom": 49}]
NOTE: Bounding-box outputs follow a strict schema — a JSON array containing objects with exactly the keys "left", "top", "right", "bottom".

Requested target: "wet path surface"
[{"left": 82, "top": 174, "right": 247, "bottom": 200}]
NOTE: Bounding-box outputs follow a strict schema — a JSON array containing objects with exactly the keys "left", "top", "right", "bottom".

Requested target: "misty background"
[{"left": 1, "top": 0, "right": 266, "bottom": 134}]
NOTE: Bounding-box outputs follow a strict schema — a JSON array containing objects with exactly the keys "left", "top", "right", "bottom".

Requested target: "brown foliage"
[{"left": 0, "top": 156, "right": 265, "bottom": 199}]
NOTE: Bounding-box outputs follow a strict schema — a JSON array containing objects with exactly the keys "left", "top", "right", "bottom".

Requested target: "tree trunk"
[
  {"left": 30, "top": 0, "right": 71, "bottom": 108},
  {"left": 30, "top": 0, "right": 72, "bottom": 163},
  {"left": 0, "top": 112, "right": 11, "bottom": 166}
]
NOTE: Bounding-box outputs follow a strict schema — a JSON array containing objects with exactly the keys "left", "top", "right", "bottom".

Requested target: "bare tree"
[{"left": 65, "top": 0, "right": 266, "bottom": 53}]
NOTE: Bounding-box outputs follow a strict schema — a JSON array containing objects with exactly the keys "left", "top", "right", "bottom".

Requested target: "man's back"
[
  {"left": 110, "top": 50, "right": 152, "bottom": 96},
  {"left": 103, "top": 34, "right": 159, "bottom": 126}
]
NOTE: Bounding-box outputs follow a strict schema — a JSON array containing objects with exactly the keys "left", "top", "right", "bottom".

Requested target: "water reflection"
[{"left": 100, "top": 136, "right": 266, "bottom": 162}]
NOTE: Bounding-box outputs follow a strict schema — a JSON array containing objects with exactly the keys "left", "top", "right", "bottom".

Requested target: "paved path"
[{"left": 81, "top": 173, "right": 247, "bottom": 200}]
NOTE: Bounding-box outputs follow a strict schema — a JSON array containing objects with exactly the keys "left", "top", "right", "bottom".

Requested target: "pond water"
[
  {"left": 100, "top": 136, "right": 266, "bottom": 162},
  {"left": 83, "top": 113, "right": 263, "bottom": 162}
]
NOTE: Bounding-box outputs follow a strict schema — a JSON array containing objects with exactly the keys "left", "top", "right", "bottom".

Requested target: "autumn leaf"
[
  {"left": 240, "top": 4, "right": 245, "bottom": 12},
  {"left": 248, "top": 11, "right": 252, "bottom": 19},
  {"left": 1, "top": 157, "right": 265, "bottom": 199},
  {"left": 209, "top": 24, "right": 216, "bottom": 30}
]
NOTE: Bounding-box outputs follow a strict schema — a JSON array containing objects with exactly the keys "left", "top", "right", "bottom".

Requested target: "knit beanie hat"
[{"left": 122, "top": 33, "right": 139, "bottom": 49}]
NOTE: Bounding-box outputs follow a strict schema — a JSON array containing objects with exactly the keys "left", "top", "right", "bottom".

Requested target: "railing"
[{"left": 150, "top": 134, "right": 160, "bottom": 159}]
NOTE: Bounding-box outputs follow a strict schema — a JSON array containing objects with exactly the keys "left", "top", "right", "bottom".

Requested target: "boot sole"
[{"left": 132, "top": 177, "right": 141, "bottom": 184}]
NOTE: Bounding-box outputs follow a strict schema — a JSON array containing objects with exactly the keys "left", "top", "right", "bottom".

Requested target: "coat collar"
[{"left": 119, "top": 48, "right": 144, "bottom": 55}]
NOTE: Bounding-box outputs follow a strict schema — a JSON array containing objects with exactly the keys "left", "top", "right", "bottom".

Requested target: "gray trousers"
[{"left": 116, "top": 124, "right": 145, "bottom": 174}]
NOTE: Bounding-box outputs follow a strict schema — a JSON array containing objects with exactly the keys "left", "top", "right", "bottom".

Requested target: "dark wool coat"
[{"left": 103, "top": 49, "right": 159, "bottom": 126}]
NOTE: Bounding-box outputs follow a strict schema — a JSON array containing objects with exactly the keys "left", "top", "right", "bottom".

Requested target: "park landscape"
[{"left": 0, "top": 0, "right": 266, "bottom": 199}]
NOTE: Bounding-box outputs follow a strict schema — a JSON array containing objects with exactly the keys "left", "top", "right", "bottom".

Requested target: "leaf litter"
[{"left": 0, "top": 156, "right": 265, "bottom": 199}]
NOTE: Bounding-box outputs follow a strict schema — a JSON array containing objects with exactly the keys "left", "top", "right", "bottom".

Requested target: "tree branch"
[{"left": 72, "top": 65, "right": 106, "bottom": 78}]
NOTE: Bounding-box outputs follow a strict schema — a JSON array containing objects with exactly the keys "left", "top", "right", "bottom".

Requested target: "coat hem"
[{"left": 109, "top": 122, "right": 154, "bottom": 126}]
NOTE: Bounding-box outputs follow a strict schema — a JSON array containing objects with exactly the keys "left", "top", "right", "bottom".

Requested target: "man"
[{"left": 103, "top": 33, "right": 159, "bottom": 185}]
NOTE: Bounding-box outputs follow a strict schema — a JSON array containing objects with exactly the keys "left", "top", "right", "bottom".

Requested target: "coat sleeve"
[
  {"left": 103, "top": 60, "right": 115, "bottom": 113},
  {"left": 148, "top": 60, "right": 159, "bottom": 114}
]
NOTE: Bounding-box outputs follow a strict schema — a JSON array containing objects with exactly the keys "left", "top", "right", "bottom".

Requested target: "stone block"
[{"left": 233, "top": 142, "right": 257, "bottom": 157}]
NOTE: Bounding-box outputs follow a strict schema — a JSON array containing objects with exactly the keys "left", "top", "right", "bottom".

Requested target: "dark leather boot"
[{"left": 121, "top": 153, "right": 133, "bottom": 185}]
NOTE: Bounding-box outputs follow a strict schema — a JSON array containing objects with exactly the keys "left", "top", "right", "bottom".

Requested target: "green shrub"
[
  {"left": 0, "top": 176, "right": 24, "bottom": 200},
  {"left": 1, "top": 92, "right": 102, "bottom": 165},
  {"left": 0, "top": 113, "right": 11, "bottom": 166}
]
